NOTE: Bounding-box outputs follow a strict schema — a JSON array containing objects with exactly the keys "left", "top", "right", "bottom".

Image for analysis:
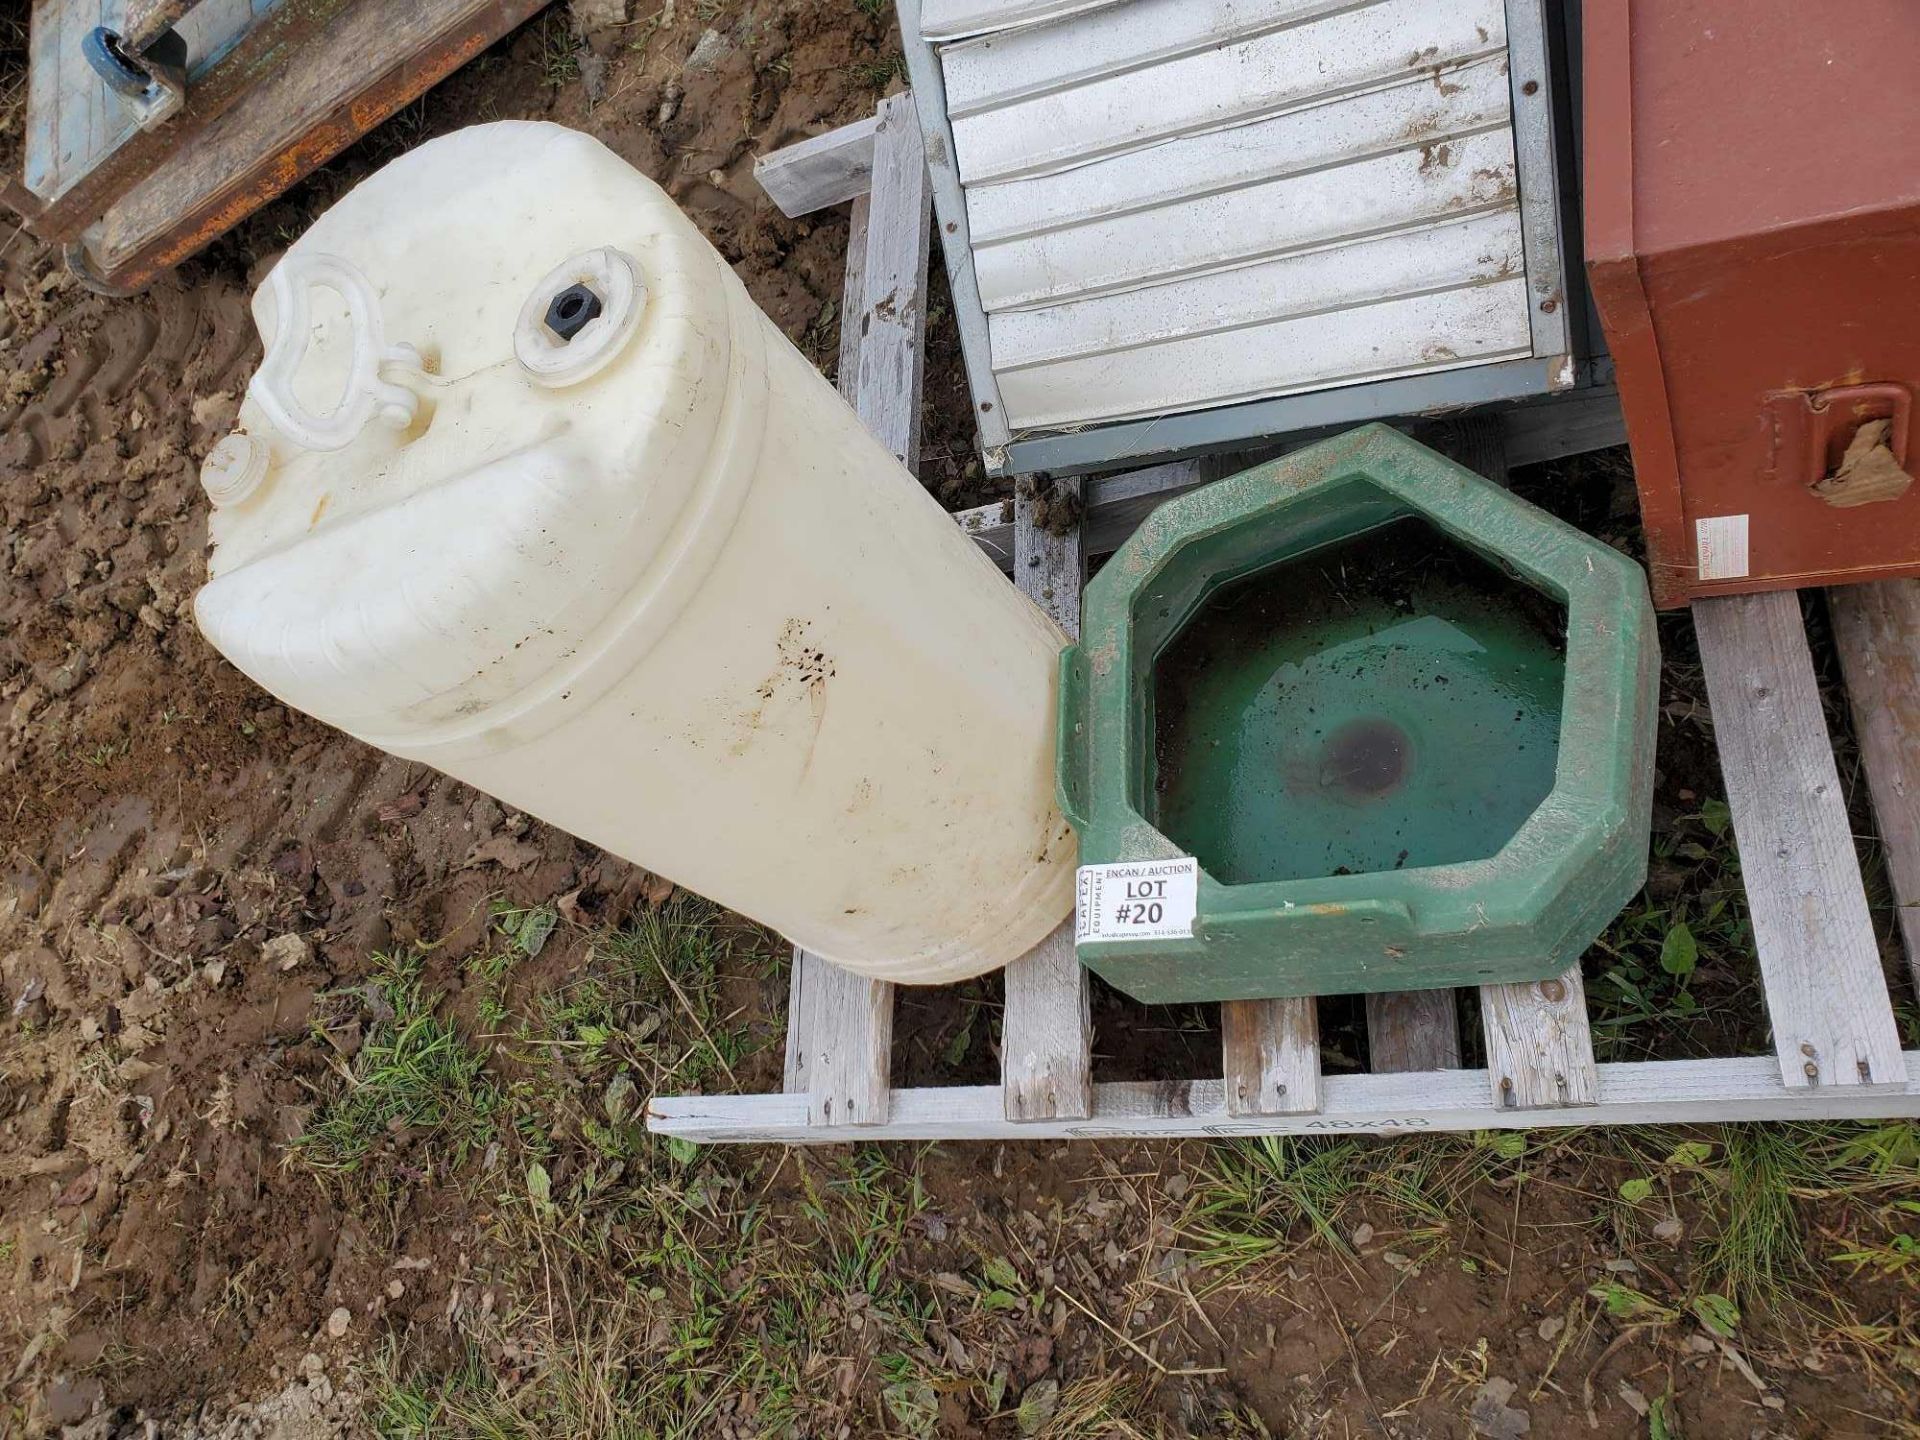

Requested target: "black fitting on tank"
[{"left": 544, "top": 283, "right": 605, "bottom": 342}]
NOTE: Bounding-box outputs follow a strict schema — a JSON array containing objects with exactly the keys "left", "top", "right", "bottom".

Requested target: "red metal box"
[{"left": 1583, "top": 0, "right": 1920, "bottom": 607}]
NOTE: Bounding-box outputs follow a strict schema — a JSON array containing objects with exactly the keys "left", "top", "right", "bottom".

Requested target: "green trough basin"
[{"left": 1057, "top": 425, "right": 1659, "bottom": 1004}]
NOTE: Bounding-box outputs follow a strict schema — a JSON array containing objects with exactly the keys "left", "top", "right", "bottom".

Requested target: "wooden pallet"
[{"left": 645, "top": 104, "right": 1920, "bottom": 1145}]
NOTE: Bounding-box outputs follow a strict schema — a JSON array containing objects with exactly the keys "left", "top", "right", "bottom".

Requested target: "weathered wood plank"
[
  {"left": 1482, "top": 967, "right": 1596, "bottom": 1108},
  {"left": 753, "top": 114, "right": 880, "bottom": 218},
  {"left": 1831, "top": 579, "right": 1920, "bottom": 996},
  {"left": 786, "top": 955, "right": 894, "bottom": 1126},
  {"left": 783, "top": 97, "right": 933, "bottom": 1128},
  {"left": 1365, "top": 990, "right": 1461, "bottom": 1073},
  {"left": 1222, "top": 997, "right": 1322, "bottom": 1115},
  {"left": 23, "top": 0, "right": 64, "bottom": 195},
  {"left": 1000, "top": 921, "right": 1089, "bottom": 1120},
  {"left": 1002, "top": 474, "right": 1091, "bottom": 1121},
  {"left": 650, "top": 1051, "right": 1920, "bottom": 1144},
  {"left": 77, "top": 0, "right": 549, "bottom": 286},
  {"left": 850, "top": 91, "right": 932, "bottom": 473},
  {"left": 1694, "top": 590, "right": 1906, "bottom": 1090},
  {"left": 836, "top": 192, "right": 870, "bottom": 393}
]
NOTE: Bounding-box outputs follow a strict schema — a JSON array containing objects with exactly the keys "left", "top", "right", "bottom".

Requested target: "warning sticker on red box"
[
  {"left": 1075, "top": 858, "right": 1199, "bottom": 944},
  {"left": 1695, "top": 514, "right": 1751, "bottom": 581}
]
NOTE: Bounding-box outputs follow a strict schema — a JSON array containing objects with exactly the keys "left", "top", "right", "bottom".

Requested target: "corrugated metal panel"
[
  {"left": 920, "top": 0, "right": 1120, "bottom": 43},
  {"left": 946, "top": 0, "right": 1507, "bottom": 183},
  {"left": 997, "top": 280, "right": 1535, "bottom": 430},
  {"left": 975, "top": 125, "right": 1517, "bottom": 311},
  {"left": 922, "top": 0, "right": 1551, "bottom": 437}
]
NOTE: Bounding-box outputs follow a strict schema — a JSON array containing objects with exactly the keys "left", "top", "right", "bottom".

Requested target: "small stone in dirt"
[
  {"left": 685, "top": 27, "right": 731, "bottom": 71},
  {"left": 1617, "top": 1382, "right": 1648, "bottom": 1416},
  {"left": 41, "top": 1374, "right": 103, "bottom": 1426},
  {"left": 262, "top": 933, "right": 312, "bottom": 972},
  {"left": 1653, "top": 1216, "right": 1684, "bottom": 1242},
  {"left": 1351, "top": 1222, "right": 1375, "bottom": 1247},
  {"left": 1536, "top": 1315, "right": 1563, "bottom": 1342},
  {"left": 1163, "top": 1173, "right": 1189, "bottom": 1202},
  {"left": 1684, "top": 1334, "right": 1716, "bottom": 1354},
  {"left": 326, "top": 1306, "right": 351, "bottom": 1338},
  {"left": 570, "top": 0, "right": 626, "bottom": 36},
  {"left": 1468, "top": 1377, "right": 1530, "bottom": 1439},
  {"left": 12, "top": 975, "right": 47, "bottom": 1020},
  {"left": 300, "top": 1353, "right": 325, "bottom": 1379},
  {"left": 1602, "top": 1257, "right": 1638, "bottom": 1273},
  {"left": 42, "top": 651, "right": 90, "bottom": 695},
  {"left": 387, "top": 1281, "right": 405, "bottom": 1299}
]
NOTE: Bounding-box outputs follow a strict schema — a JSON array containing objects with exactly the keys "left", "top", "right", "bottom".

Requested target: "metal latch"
[{"left": 1764, "top": 381, "right": 1913, "bottom": 487}]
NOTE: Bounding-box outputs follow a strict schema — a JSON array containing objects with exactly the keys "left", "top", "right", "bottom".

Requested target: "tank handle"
[{"left": 248, "top": 251, "right": 425, "bottom": 453}]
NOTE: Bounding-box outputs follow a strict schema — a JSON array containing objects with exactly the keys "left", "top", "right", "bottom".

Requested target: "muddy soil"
[
  {"left": 0, "top": 0, "right": 895, "bottom": 1424},
  {"left": 1, "top": 4, "right": 1916, "bottom": 1437}
]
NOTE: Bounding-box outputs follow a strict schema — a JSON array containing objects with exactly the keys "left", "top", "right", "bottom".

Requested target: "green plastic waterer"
[{"left": 1057, "top": 425, "right": 1658, "bottom": 1004}]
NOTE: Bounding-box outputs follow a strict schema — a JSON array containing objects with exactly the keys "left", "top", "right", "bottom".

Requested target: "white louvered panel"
[
  {"left": 942, "top": 0, "right": 1356, "bottom": 118},
  {"left": 965, "top": 56, "right": 1512, "bottom": 247},
  {"left": 946, "top": 0, "right": 1507, "bottom": 184},
  {"left": 920, "top": 0, "right": 1121, "bottom": 42},
  {"left": 990, "top": 212, "right": 1525, "bottom": 371},
  {"left": 974, "top": 125, "right": 1518, "bottom": 313},
  {"left": 995, "top": 278, "right": 1535, "bottom": 430}
]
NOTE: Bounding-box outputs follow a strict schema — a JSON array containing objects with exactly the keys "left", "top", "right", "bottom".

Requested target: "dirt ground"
[{"left": 3, "top": 4, "right": 1920, "bottom": 1438}]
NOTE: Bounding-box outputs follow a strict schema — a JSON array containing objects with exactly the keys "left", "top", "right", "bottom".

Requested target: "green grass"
[
  {"left": 1697, "top": 1124, "right": 1826, "bottom": 1308},
  {"left": 536, "top": 8, "right": 581, "bottom": 87},
  {"left": 328, "top": 893, "right": 1920, "bottom": 1435},
  {"left": 294, "top": 948, "right": 500, "bottom": 1173},
  {"left": 1587, "top": 799, "right": 1751, "bottom": 1058},
  {"left": 849, "top": 53, "right": 906, "bottom": 90}
]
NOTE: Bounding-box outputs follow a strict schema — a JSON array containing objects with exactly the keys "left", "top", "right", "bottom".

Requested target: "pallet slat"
[
  {"left": 783, "top": 91, "right": 934, "bottom": 1128},
  {"left": 652, "top": 1051, "right": 1920, "bottom": 1144},
  {"left": 1222, "top": 997, "right": 1322, "bottom": 1114},
  {"left": 1002, "top": 476, "right": 1092, "bottom": 1121},
  {"left": 851, "top": 92, "right": 932, "bottom": 472},
  {"left": 1482, "top": 967, "right": 1597, "bottom": 1108},
  {"left": 753, "top": 114, "right": 880, "bottom": 219},
  {"left": 1694, "top": 590, "right": 1906, "bottom": 1090},
  {"left": 785, "top": 955, "right": 893, "bottom": 1125},
  {"left": 1831, "top": 579, "right": 1920, "bottom": 996},
  {"left": 1365, "top": 990, "right": 1461, "bottom": 1072}
]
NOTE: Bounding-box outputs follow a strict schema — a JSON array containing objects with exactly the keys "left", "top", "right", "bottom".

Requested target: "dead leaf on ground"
[
  {"left": 1470, "top": 1376, "right": 1531, "bottom": 1439},
  {"left": 55, "top": 1167, "right": 100, "bottom": 1208},
  {"left": 377, "top": 790, "right": 428, "bottom": 823},
  {"left": 464, "top": 835, "right": 541, "bottom": 872}
]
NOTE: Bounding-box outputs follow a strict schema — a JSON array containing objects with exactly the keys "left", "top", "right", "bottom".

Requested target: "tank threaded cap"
[{"left": 201, "top": 432, "right": 269, "bottom": 508}]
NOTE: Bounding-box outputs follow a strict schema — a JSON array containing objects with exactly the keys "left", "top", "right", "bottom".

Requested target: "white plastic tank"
[{"left": 193, "top": 121, "right": 1073, "bottom": 984}]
